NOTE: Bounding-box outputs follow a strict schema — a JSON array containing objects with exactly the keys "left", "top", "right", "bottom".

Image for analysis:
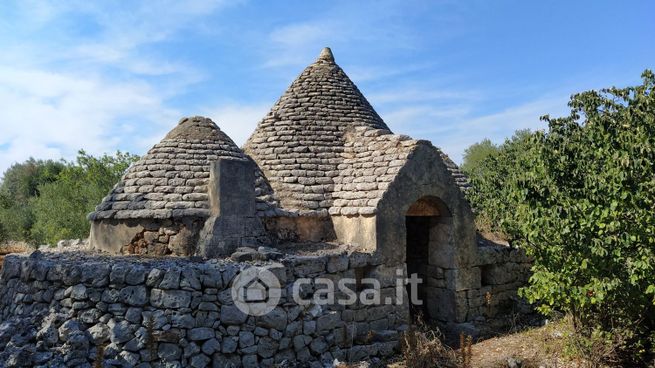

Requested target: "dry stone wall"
[
  {"left": 0, "top": 251, "right": 407, "bottom": 368},
  {"left": 474, "top": 244, "right": 533, "bottom": 319}
]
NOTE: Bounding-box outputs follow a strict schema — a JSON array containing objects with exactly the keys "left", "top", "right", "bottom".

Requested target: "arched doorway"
[{"left": 405, "top": 196, "right": 452, "bottom": 321}]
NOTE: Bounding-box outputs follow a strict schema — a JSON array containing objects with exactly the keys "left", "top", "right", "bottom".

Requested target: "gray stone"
[
  {"left": 172, "top": 313, "right": 195, "bottom": 329},
  {"left": 327, "top": 254, "right": 349, "bottom": 273},
  {"left": 310, "top": 336, "right": 328, "bottom": 354},
  {"left": 58, "top": 319, "right": 81, "bottom": 341},
  {"left": 220, "top": 304, "right": 247, "bottom": 325},
  {"left": 146, "top": 268, "right": 165, "bottom": 287},
  {"left": 126, "top": 266, "right": 147, "bottom": 285},
  {"left": 201, "top": 338, "right": 220, "bottom": 355},
  {"left": 239, "top": 331, "right": 255, "bottom": 348},
  {"left": 125, "top": 307, "right": 143, "bottom": 324},
  {"left": 242, "top": 354, "right": 259, "bottom": 368},
  {"left": 258, "top": 246, "right": 283, "bottom": 260},
  {"left": 120, "top": 350, "right": 140, "bottom": 365},
  {"left": 293, "top": 335, "right": 311, "bottom": 351},
  {"left": 88, "top": 323, "right": 111, "bottom": 343},
  {"left": 190, "top": 353, "right": 211, "bottom": 368},
  {"left": 221, "top": 336, "right": 238, "bottom": 353},
  {"left": 181, "top": 268, "right": 202, "bottom": 290},
  {"left": 150, "top": 288, "right": 191, "bottom": 308},
  {"left": 110, "top": 320, "right": 133, "bottom": 344},
  {"left": 120, "top": 285, "right": 148, "bottom": 306},
  {"left": 69, "top": 284, "right": 87, "bottom": 300},
  {"left": 80, "top": 308, "right": 103, "bottom": 324},
  {"left": 212, "top": 353, "right": 241, "bottom": 368},
  {"left": 158, "top": 342, "right": 182, "bottom": 361},
  {"left": 188, "top": 327, "right": 214, "bottom": 341},
  {"left": 316, "top": 311, "right": 340, "bottom": 333},
  {"left": 257, "top": 337, "right": 279, "bottom": 358},
  {"left": 202, "top": 268, "right": 223, "bottom": 288},
  {"left": 303, "top": 320, "right": 316, "bottom": 335},
  {"left": 102, "top": 288, "right": 120, "bottom": 303},
  {"left": 159, "top": 269, "right": 181, "bottom": 289},
  {"left": 291, "top": 256, "right": 326, "bottom": 277},
  {"left": 198, "top": 302, "right": 218, "bottom": 311},
  {"left": 110, "top": 265, "right": 129, "bottom": 285},
  {"left": 257, "top": 307, "right": 287, "bottom": 331}
]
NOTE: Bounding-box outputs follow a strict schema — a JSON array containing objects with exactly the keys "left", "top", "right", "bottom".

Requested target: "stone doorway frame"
[{"left": 405, "top": 196, "right": 454, "bottom": 322}]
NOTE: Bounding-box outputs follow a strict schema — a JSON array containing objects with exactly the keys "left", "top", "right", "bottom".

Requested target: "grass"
[{"left": 382, "top": 316, "right": 619, "bottom": 368}]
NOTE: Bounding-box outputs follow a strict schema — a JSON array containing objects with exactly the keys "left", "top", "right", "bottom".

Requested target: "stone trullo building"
[
  {"left": 87, "top": 48, "right": 529, "bottom": 326},
  {"left": 0, "top": 48, "right": 531, "bottom": 367}
]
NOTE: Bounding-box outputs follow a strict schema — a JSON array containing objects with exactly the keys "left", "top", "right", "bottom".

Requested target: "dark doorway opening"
[
  {"left": 406, "top": 215, "right": 434, "bottom": 319},
  {"left": 405, "top": 196, "right": 451, "bottom": 322}
]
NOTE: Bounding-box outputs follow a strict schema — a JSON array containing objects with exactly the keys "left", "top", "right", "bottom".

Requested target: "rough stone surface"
[
  {"left": 0, "top": 252, "right": 418, "bottom": 366},
  {"left": 89, "top": 117, "right": 245, "bottom": 221},
  {"left": 5, "top": 48, "right": 534, "bottom": 367}
]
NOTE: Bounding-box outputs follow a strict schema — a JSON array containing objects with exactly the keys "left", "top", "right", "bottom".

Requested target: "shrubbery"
[
  {"left": 465, "top": 71, "right": 655, "bottom": 364},
  {"left": 0, "top": 150, "right": 138, "bottom": 245}
]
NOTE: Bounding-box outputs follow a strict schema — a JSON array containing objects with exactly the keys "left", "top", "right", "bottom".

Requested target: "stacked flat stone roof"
[
  {"left": 244, "top": 48, "right": 392, "bottom": 214},
  {"left": 245, "top": 48, "right": 468, "bottom": 216},
  {"left": 89, "top": 116, "right": 246, "bottom": 221},
  {"left": 90, "top": 48, "right": 469, "bottom": 221}
]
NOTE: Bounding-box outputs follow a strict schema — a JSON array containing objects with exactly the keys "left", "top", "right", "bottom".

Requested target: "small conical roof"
[
  {"left": 244, "top": 48, "right": 391, "bottom": 212},
  {"left": 89, "top": 116, "right": 245, "bottom": 221}
]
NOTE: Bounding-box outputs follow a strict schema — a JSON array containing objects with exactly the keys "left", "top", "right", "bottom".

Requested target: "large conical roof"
[
  {"left": 89, "top": 116, "right": 246, "bottom": 221},
  {"left": 244, "top": 48, "right": 391, "bottom": 213}
]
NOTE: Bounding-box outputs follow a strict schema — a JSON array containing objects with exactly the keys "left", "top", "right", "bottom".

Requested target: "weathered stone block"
[
  {"left": 120, "top": 285, "right": 147, "bottom": 306},
  {"left": 150, "top": 289, "right": 191, "bottom": 309}
]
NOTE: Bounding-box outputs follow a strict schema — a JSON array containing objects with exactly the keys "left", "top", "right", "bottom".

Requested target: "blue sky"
[{"left": 0, "top": 1, "right": 653, "bottom": 173}]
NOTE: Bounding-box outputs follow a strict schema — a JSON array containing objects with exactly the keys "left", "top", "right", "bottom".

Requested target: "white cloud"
[
  {"left": 0, "top": 1, "right": 232, "bottom": 174},
  {"left": 0, "top": 65, "right": 179, "bottom": 173}
]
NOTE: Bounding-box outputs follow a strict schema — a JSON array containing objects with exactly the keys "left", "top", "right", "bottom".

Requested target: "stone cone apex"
[
  {"left": 317, "top": 47, "right": 335, "bottom": 63},
  {"left": 244, "top": 48, "right": 391, "bottom": 212},
  {"left": 88, "top": 116, "right": 246, "bottom": 221}
]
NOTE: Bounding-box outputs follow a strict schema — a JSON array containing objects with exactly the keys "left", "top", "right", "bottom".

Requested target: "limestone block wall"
[
  {"left": 0, "top": 252, "right": 407, "bottom": 367},
  {"left": 471, "top": 244, "right": 532, "bottom": 320}
]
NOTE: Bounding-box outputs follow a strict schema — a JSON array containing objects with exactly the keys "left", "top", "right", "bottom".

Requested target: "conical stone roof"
[
  {"left": 89, "top": 116, "right": 246, "bottom": 221},
  {"left": 244, "top": 48, "right": 391, "bottom": 213}
]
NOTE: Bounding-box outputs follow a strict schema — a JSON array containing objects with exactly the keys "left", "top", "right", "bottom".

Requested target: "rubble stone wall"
[
  {"left": 0, "top": 252, "right": 407, "bottom": 367},
  {"left": 473, "top": 245, "right": 532, "bottom": 320},
  {"left": 90, "top": 217, "right": 205, "bottom": 257}
]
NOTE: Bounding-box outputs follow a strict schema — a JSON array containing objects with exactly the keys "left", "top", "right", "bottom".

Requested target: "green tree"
[
  {"left": 30, "top": 150, "right": 138, "bottom": 244},
  {"left": 0, "top": 158, "right": 65, "bottom": 241},
  {"left": 461, "top": 138, "right": 499, "bottom": 175},
  {"left": 467, "top": 71, "right": 655, "bottom": 363},
  {"left": 465, "top": 130, "right": 536, "bottom": 237}
]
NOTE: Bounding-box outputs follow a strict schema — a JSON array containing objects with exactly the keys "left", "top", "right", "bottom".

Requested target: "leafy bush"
[
  {"left": 30, "top": 150, "right": 138, "bottom": 245},
  {"left": 0, "top": 158, "right": 65, "bottom": 242},
  {"left": 465, "top": 129, "right": 536, "bottom": 237},
  {"left": 0, "top": 150, "right": 138, "bottom": 245},
  {"left": 461, "top": 138, "right": 499, "bottom": 176},
  {"left": 466, "top": 71, "right": 655, "bottom": 363}
]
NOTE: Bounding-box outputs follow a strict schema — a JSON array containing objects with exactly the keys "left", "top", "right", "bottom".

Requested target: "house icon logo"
[{"left": 231, "top": 266, "right": 282, "bottom": 316}]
